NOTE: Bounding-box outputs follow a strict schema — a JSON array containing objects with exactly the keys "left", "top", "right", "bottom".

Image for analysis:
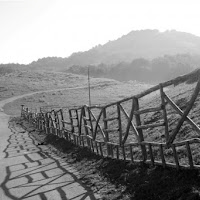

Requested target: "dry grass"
[
  {"left": 3, "top": 73, "right": 152, "bottom": 116},
  {"left": 6, "top": 69, "right": 200, "bottom": 200},
  {"left": 6, "top": 72, "right": 200, "bottom": 167},
  {"left": 0, "top": 69, "right": 118, "bottom": 100},
  {"left": 4, "top": 70, "right": 200, "bottom": 166}
]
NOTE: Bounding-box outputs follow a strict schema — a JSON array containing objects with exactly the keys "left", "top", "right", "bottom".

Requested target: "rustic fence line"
[{"left": 21, "top": 69, "right": 200, "bottom": 170}]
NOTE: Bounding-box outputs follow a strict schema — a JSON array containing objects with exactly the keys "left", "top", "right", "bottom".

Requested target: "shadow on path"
[{"left": 1, "top": 122, "right": 100, "bottom": 200}]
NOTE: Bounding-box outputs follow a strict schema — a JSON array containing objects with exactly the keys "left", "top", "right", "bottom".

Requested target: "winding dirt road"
[{"left": 0, "top": 88, "right": 101, "bottom": 200}]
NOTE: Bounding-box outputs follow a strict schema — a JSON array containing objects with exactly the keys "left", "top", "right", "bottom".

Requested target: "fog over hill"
[
  {"left": 28, "top": 29, "right": 200, "bottom": 70},
  {"left": 1, "top": 29, "right": 200, "bottom": 83}
]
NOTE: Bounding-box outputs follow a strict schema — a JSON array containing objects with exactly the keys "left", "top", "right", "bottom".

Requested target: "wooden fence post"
[
  {"left": 35, "top": 113, "right": 38, "bottom": 129},
  {"left": 44, "top": 113, "right": 49, "bottom": 134},
  {"left": 82, "top": 106, "right": 90, "bottom": 148},
  {"left": 75, "top": 109, "right": 80, "bottom": 135},
  {"left": 103, "top": 107, "right": 108, "bottom": 141},
  {"left": 159, "top": 84, "right": 169, "bottom": 141},
  {"left": 40, "top": 113, "right": 43, "bottom": 130},
  {"left": 40, "top": 113, "right": 44, "bottom": 131},
  {"left": 185, "top": 141, "right": 193, "bottom": 169},
  {"left": 21, "top": 105, "right": 24, "bottom": 118},
  {"left": 88, "top": 107, "right": 94, "bottom": 135},
  {"left": 55, "top": 111, "right": 60, "bottom": 137},
  {"left": 51, "top": 111, "right": 55, "bottom": 135},
  {"left": 117, "top": 103, "right": 122, "bottom": 145},
  {"left": 103, "top": 107, "right": 111, "bottom": 156},
  {"left": 78, "top": 108, "right": 83, "bottom": 136},
  {"left": 133, "top": 97, "right": 147, "bottom": 161},
  {"left": 69, "top": 109, "right": 74, "bottom": 133},
  {"left": 26, "top": 108, "right": 29, "bottom": 122},
  {"left": 49, "top": 113, "right": 53, "bottom": 134},
  {"left": 38, "top": 113, "right": 41, "bottom": 130},
  {"left": 60, "top": 109, "right": 65, "bottom": 138}
]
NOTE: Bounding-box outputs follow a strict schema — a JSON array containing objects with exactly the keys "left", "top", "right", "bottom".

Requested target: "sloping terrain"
[
  {"left": 2, "top": 30, "right": 200, "bottom": 84},
  {"left": 0, "top": 70, "right": 119, "bottom": 101},
  {"left": 19, "top": 114, "right": 200, "bottom": 200},
  {"left": 1, "top": 68, "right": 151, "bottom": 116},
  {"left": 3, "top": 69, "right": 200, "bottom": 199},
  {"left": 29, "top": 30, "right": 200, "bottom": 69}
]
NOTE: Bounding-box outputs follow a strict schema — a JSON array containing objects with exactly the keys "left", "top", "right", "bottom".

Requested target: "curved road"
[
  {"left": 0, "top": 87, "right": 101, "bottom": 200},
  {"left": 1, "top": 84, "right": 97, "bottom": 112}
]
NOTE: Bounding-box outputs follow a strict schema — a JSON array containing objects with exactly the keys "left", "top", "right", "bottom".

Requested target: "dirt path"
[
  {"left": 0, "top": 85, "right": 96, "bottom": 113},
  {"left": 0, "top": 88, "right": 101, "bottom": 200}
]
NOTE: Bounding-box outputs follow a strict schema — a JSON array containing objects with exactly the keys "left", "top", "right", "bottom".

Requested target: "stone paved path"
[{"left": 0, "top": 90, "right": 101, "bottom": 200}]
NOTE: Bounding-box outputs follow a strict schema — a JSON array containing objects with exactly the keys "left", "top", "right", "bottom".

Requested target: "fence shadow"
[{"left": 1, "top": 124, "right": 99, "bottom": 200}]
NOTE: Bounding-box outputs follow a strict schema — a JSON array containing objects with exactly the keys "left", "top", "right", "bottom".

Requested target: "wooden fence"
[{"left": 21, "top": 70, "right": 200, "bottom": 170}]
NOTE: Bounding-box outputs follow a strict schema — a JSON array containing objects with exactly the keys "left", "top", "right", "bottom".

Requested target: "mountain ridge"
[
  {"left": 28, "top": 29, "right": 200, "bottom": 70},
  {"left": 2, "top": 29, "right": 200, "bottom": 83}
]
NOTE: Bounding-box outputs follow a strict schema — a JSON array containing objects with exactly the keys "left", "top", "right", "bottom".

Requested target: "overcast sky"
[{"left": 1, "top": 0, "right": 200, "bottom": 64}]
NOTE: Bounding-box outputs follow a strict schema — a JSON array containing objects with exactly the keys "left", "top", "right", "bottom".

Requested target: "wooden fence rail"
[{"left": 21, "top": 70, "right": 200, "bottom": 170}]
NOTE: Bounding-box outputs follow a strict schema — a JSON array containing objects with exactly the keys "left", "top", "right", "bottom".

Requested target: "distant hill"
[
  {"left": 2, "top": 29, "right": 200, "bottom": 83},
  {"left": 64, "top": 29, "right": 200, "bottom": 66},
  {"left": 27, "top": 29, "right": 200, "bottom": 71}
]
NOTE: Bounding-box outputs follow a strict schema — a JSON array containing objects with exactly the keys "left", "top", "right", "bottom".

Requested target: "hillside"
[
  {"left": 27, "top": 29, "right": 200, "bottom": 71},
  {"left": 63, "top": 29, "right": 200, "bottom": 67},
  {"left": 9, "top": 69, "right": 200, "bottom": 200},
  {"left": 2, "top": 29, "right": 200, "bottom": 83},
  {"left": 0, "top": 70, "right": 120, "bottom": 102},
  {"left": 3, "top": 72, "right": 151, "bottom": 116},
  {"left": 1, "top": 54, "right": 200, "bottom": 84}
]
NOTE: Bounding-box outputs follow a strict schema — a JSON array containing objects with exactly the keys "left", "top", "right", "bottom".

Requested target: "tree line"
[{"left": 67, "top": 54, "right": 200, "bottom": 83}]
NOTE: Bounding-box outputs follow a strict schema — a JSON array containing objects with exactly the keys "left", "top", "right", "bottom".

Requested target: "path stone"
[{"left": 0, "top": 92, "right": 101, "bottom": 200}]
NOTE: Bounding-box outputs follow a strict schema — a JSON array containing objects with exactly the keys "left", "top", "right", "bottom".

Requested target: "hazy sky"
[{"left": 1, "top": 0, "right": 200, "bottom": 64}]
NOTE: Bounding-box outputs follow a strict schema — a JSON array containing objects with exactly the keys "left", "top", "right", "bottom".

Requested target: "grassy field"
[
  {"left": 0, "top": 69, "right": 121, "bottom": 100},
  {"left": 4, "top": 69, "right": 200, "bottom": 144},
  {"left": 11, "top": 73, "right": 200, "bottom": 166},
  {"left": 3, "top": 71, "right": 152, "bottom": 116},
  {"left": 3, "top": 70, "right": 200, "bottom": 163},
  {"left": 3, "top": 69, "right": 200, "bottom": 199}
]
